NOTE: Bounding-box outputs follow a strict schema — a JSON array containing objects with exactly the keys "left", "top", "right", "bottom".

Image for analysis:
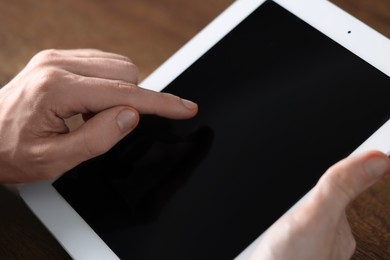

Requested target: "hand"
[
  {"left": 0, "top": 49, "right": 198, "bottom": 183},
  {"left": 250, "top": 150, "right": 390, "bottom": 260}
]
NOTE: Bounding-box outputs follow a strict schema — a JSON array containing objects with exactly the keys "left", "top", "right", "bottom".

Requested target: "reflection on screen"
[{"left": 54, "top": 1, "right": 390, "bottom": 259}]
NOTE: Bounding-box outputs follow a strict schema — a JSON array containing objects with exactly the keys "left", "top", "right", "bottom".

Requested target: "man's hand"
[
  {"left": 251, "top": 150, "right": 390, "bottom": 260},
  {"left": 0, "top": 49, "right": 197, "bottom": 183}
]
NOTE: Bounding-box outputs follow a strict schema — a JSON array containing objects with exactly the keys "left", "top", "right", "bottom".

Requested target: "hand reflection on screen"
[
  {"left": 109, "top": 121, "right": 214, "bottom": 225},
  {"left": 54, "top": 116, "right": 214, "bottom": 233}
]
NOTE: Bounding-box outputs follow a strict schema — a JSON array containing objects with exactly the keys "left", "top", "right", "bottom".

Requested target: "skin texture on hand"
[
  {"left": 0, "top": 49, "right": 198, "bottom": 183},
  {"left": 250, "top": 150, "right": 390, "bottom": 260}
]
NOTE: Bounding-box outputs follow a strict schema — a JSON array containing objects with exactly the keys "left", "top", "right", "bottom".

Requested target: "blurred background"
[
  {"left": 0, "top": 0, "right": 236, "bottom": 84},
  {"left": 0, "top": 0, "right": 389, "bottom": 259},
  {"left": 0, "top": 0, "right": 388, "bottom": 85}
]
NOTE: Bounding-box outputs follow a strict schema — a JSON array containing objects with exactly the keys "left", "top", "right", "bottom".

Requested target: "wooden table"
[{"left": 0, "top": 0, "right": 389, "bottom": 259}]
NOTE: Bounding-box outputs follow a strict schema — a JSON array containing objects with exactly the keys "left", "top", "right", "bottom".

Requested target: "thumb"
[
  {"left": 45, "top": 106, "right": 139, "bottom": 176},
  {"left": 314, "top": 150, "right": 390, "bottom": 212}
]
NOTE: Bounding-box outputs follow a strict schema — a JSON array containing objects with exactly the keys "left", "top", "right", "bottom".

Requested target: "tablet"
[{"left": 21, "top": 0, "right": 390, "bottom": 259}]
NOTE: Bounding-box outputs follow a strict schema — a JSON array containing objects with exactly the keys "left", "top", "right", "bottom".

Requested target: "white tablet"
[{"left": 21, "top": 0, "right": 390, "bottom": 259}]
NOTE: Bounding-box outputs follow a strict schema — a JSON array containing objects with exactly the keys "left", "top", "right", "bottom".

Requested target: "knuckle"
[
  {"left": 118, "top": 81, "right": 137, "bottom": 98},
  {"left": 31, "top": 49, "right": 60, "bottom": 66},
  {"left": 35, "top": 67, "right": 65, "bottom": 91},
  {"left": 121, "top": 61, "right": 139, "bottom": 84},
  {"left": 323, "top": 165, "right": 355, "bottom": 202},
  {"left": 162, "top": 92, "right": 181, "bottom": 104},
  {"left": 85, "top": 142, "right": 106, "bottom": 158},
  {"left": 26, "top": 145, "right": 57, "bottom": 180},
  {"left": 82, "top": 129, "right": 106, "bottom": 157},
  {"left": 167, "top": 92, "right": 181, "bottom": 101},
  {"left": 148, "top": 92, "right": 179, "bottom": 115}
]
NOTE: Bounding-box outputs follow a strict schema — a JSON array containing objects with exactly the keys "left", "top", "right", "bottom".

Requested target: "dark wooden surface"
[{"left": 0, "top": 0, "right": 389, "bottom": 259}]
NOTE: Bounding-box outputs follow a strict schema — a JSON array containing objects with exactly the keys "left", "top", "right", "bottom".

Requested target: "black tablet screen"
[{"left": 54, "top": 1, "right": 390, "bottom": 259}]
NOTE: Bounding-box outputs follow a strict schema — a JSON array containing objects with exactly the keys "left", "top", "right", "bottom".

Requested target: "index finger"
[{"left": 51, "top": 73, "right": 198, "bottom": 119}]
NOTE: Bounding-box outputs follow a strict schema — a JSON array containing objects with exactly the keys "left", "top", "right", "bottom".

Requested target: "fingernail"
[
  {"left": 116, "top": 110, "right": 136, "bottom": 132},
  {"left": 363, "top": 157, "right": 389, "bottom": 178},
  {"left": 181, "top": 99, "right": 197, "bottom": 110}
]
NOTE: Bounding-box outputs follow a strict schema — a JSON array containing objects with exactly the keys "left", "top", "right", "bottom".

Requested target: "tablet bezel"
[{"left": 20, "top": 0, "right": 390, "bottom": 259}]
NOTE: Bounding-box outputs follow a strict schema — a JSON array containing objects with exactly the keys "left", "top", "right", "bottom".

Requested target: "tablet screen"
[{"left": 54, "top": 1, "right": 390, "bottom": 259}]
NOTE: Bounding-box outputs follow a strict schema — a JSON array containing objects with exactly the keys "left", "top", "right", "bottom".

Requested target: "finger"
[
  {"left": 313, "top": 150, "right": 390, "bottom": 212},
  {"left": 57, "top": 57, "right": 139, "bottom": 83},
  {"left": 41, "top": 48, "right": 133, "bottom": 62},
  {"left": 43, "top": 106, "right": 139, "bottom": 177},
  {"left": 52, "top": 74, "right": 198, "bottom": 119},
  {"left": 62, "top": 49, "right": 133, "bottom": 62}
]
